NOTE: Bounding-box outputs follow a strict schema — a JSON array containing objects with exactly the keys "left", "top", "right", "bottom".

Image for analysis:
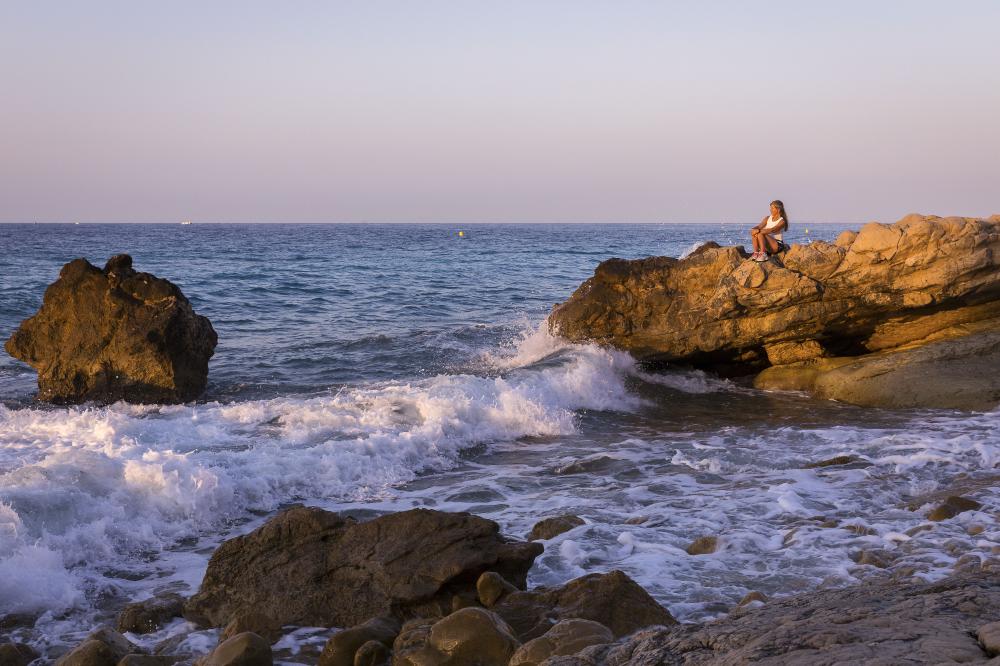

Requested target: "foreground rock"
[
  {"left": 554, "top": 571, "right": 1000, "bottom": 664},
  {"left": 184, "top": 506, "right": 542, "bottom": 629},
  {"left": 549, "top": 214, "right": 1000, "bottom": 409},
  {"left": 5, "top": 254, "right": 217, "bottom": 404}
]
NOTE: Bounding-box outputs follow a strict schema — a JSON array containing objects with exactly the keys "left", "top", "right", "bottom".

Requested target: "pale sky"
[{"left": 1, "top": 1, "right": 998, "bottom": 223}]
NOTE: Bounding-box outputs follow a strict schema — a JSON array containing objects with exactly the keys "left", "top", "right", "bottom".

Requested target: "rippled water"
[{"left": 1, "top": 223, "right": 998, "bottom": 658}]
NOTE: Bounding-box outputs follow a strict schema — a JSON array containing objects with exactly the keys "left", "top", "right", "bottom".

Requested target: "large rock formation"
[
  {"left": 183, "top": 506, "right": 543, "bottom": 629},
  {"left": 551, "top": 571, "right": 1000, "bottom": 664},
  {"left": 549, "top": 214, "right": 1000, "bottom": 409},
  {"left": 4, "top": 254, "right": 217, "bottom": 404}
]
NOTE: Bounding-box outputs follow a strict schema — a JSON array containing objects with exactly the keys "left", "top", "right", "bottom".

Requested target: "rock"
[
  {"left": 197, "top": 633, "right": 271, "bottom": 666},
  {"left": 477, "top": 571, "right": 518, "bottom": 608},
  {"left": 117, "top": 593, "right": 185, "bottom": 634},
  {"left": 509, "top": 619, "right": 614, "bottom": 665},
  {"left": 4, "top": 254, "right": 217, "bottom": 404},
  {"left": 117, "top": 657, "right": 183, "bottom": 666},
  {"left": 390, "top": 609, "right": 520, "bottom": 666},
  {"left": 738, "top": 591, "right": 767, "bottom": 606},
  {"left": 851, "top": 549, "right": 892, "bottom": 569},
  {"left": 318, "top": 616, "right": 400, "bottom": 666},
  {"left": 528, "top": 515, "right": 585, "bottom": 541},
  {"left": 56, "top": 628, "right": 139, "bottom": 666},
  {"left": 928, "top": 495, "right": 983, "bottom": 521},
  {"left": 549, "top": 214, "right": 1000, "bottom": 409},
  {"left": 685, "top": 536, "right": 718, "bottom": 555},
  {"left": 576, "top": 571, "right": 1000, "bottom": 664},
  {"left": 802, "top": 455, "right": 858, "bottom": 469},
  {"left": 184, "top": 506, "right": 542, "bottom": 629},
  {"left": 493, "top": 570, "right": 676, "bottom": 641},
  {"left": 979, "top": 621, "right": 1000, "bottom": 656},
  {"left": 219, "top": 611, "right": 283, "bottom": 645},
  {"left": 0, "top": 643, "right": 39, "bottom": 666},
  {"left": 351, "top": 641, "right": 389, "bottom": 666}
]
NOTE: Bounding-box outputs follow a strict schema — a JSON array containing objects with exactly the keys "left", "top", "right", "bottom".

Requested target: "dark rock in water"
[
  {"left": 685, "top": 536, "right": 718, "bottom": 555},
  {"left": 184, "top": 506, "right": 542, "bottom": 629},
  {"left": 493, "top": 570, "right": 676, "bottom": 641},
  {"left": 528, "top": 515, "right": 585, "bottom": 541},
  {"left": 317, "top": 616, "right": 400, "bottom": 666},
  {"left": 197, "top": 633, "right": 271, "bottom": 666},
  {"left": 558, "top": 571, "right": 1000, "bottom": 664},
  {"left": 549, "top": 214, "right": 1000, "bottom": 410},
  {"left": 802, "top": 455, "right": 860, "bottom": 469},
  {"left": 117, "top": 593, "right": 184, "bottom": 634},
  {"left": 927, "top": 495, "right": 983, "bottom": 521},
  {"left": 4, "top": 254, "right": 217, "bottom": 404},
  {"left": 0, "top": 642, "right": 39, "bottom": 666},
  {"left": 392, "top": 607, "right": 520, "bottom": 666},
  {"left": 54, "top": 627, "right": 139, "bottom": 666}
]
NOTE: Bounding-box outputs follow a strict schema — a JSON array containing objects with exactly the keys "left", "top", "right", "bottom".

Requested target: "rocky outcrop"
[
  {"left": 549, "top": 214, "right": 1000, "bottom": 409},
  {"left": 184, "top": 506, "right": 542, "bottom": 630},
  {"left": 551, "top": 571, "right": 1000, "bottom": 664},
  {"left": 4, "top": 254, "right": 217, "bottom": 404}
]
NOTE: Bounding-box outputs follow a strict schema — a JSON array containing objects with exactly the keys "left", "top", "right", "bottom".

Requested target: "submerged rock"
[
  {"left": 4, "top": 254, "right": 217, "bottom": 404},
  {"left": 528, "top": 515, "right": 585, "bottom": 541},
  {"left": 184, "top": 506, "right": 542, "bottom": 629},
  {"left": 928, "top": 495, "right": 983, "bottom": 521},
  {"left": 117, "top": 593, "right": 185, "bottom": 634},
  {"left": 549, "top": 214, "right": 1000, "bottom": 409}
]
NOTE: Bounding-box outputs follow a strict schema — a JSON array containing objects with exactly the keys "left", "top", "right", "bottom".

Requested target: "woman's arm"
[{"left": 752, "top": 216, "right": 767, "bottom": 231}]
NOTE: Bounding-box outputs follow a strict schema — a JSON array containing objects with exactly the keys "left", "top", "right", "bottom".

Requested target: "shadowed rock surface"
[
  {"left": 550, "top": 572, "right": 1000, "bottom": 664},
  {"left": 548, "top": 214, "right": 1000, "bottom": 409},
  {"left": 183, "top": 506, "right": 542, "bottom": 629},
  {"left": 4, "top": 254, "right": 216, "bottom": 404}
]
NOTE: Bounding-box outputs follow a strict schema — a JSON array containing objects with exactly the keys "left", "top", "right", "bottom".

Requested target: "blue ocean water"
[{"left": 1, "top": 222, "right": 998, "bottom": 658}]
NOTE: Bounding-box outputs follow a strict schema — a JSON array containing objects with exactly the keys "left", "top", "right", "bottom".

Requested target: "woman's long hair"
[{"left": 771, "top": 199, "right": 789, "bottom": 230}]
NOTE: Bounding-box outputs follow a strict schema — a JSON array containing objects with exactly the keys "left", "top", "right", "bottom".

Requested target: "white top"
[{"left": 763, "top": 215, "right": 784, "bottom": 241}]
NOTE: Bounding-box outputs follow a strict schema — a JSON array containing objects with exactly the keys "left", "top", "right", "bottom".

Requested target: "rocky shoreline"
[
  {"left": 549, "top": 213, "right": 1000, "bottom": 410},
  {"left": 4, "top": 502, "right": 1000, "bottom": 666}
]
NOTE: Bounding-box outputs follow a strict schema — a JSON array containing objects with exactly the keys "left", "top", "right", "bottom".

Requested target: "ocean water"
[{"left": 1, "top": 223, "right": 999, "bottom": 657}]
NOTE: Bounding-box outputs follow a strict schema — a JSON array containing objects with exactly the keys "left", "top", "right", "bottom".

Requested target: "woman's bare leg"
[
  {"left": 762, "top": 234, "right": 778, "bottom": 254},
  {"left": 750, "top": 230, "right": 761, "bottom": 253}
]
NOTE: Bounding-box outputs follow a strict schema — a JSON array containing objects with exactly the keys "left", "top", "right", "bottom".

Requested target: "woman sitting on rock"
[{"left": 749, "top": 200, "right": 789, "bottom": 262}]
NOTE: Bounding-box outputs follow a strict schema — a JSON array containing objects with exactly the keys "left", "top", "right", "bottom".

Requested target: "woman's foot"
[
  {"left": 748, "top": 251, "right": 760, "bottom": 261},
  {"left": 755, "top": 253, "right": 769, "bottom": 262}
]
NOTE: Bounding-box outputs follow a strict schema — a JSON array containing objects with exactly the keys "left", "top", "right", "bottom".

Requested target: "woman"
[{"left": 749, "top": 200, "right": 789, "bottom": 262}]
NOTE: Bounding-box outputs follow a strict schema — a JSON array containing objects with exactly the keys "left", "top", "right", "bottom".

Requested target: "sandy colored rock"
[
  {"left": 0, "top": 643, "right": 39, "bottom": 666},
  {"left": 550, "top": 214, "right": 1000, "bottom": 409},
  {"left": 5, "top": 254, "right": 217, "bottom": 404},
  {"left": 686, "top": 536, "right": 718, "bottom": 555},
  {"left": 427, "top": 607, "right": 520, "bottom": 665},
  {"left": 318, "top": 616, "right": 400, "bottom": 666},
  {"left": 928, "top": 495, "right": 983, "bottom": 521},
  {"left": 198, "top": 633, "right": 271, "bottom": 666},
  {"left": 979, "top": 621, "right": 1000, "bottom": 656},
  {"left": 528, "top": 515, "right": 585, "bottom": 541},
  {"left": 509, "top": 619, "right": 614, "bottom": 665},
  {"left": 56, "top": 629, "right": 138, "bottom": 666},
  {"left": 185, "top": 506, "right": 541, "bottom": 629},
  {"left": 477, "top": 571, "right": 518, "bottom": 608},
  {"left": 738, "top": 591, "right": 767, "bottom": 606}
]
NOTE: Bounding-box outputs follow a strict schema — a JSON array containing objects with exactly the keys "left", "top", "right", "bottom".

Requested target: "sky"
[{"left": 1, "top": 1, "right": 998, "bottom": 223}]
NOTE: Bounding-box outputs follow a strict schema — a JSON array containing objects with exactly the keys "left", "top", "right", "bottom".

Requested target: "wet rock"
[
  {"left": 390, "top": 619, "right": 434, "bottom": 664},
  {"left": 351, "top": 641, "right": 389, "bottom": 666},
  {"left": 980, "top": 621, "right": 1000, "bottom": 656},
  {"left": 318, "top": 616, "right": 400, "bottom": 666},
  {"left": 117, "top": 593, "right": 185, "bottom": 634},
  {"left": 56, "top": 628, "right": 139, "bottom": 666},
  {"left": 197, "top": 633, "right": 271, "bottom": 666},
  {"left": 185, "top": 506, "right": 542, "bottom": 629},
  {"left": 850, "top": 549, "right": 892, "bottom": 569},
  {"left": 117, "top": 657, "right": 183, "bottom": 666},
  {"left": 549, "top": 214, "right": 1000, "bottom": 410},
  {"left": 4, "top": 254, "right": 217, "bottom": 404},
  {"left": 528, "top": 515, "right": 585, "bottom": 541},
  {"left": 685, "top": 536, "right": 718, "bottom": 555},
  {"left": 509, "top": 619, "right": 614, "bottom": 665},
  {"left": 578, "top": 571, "right": 1000, "bottom": 664},
  {"left": 219, "top": 611, "right": 283, "bottom": 645},
  {"left": 738, "top": 591, "right": 768, "bottom": 606},
  {"left": 449, "top": 591, "right": 479, "bottom": 612},
  {"left": 477, "top": 571, "right": 518, "bottom": 608},
  {"left": 493, "top": 570, "right": 676, "bottom": 641},
  {"left": 429, "top": 608, "right": 520, "bottom": 666},
  {"left": 802, "top": 455, "right": 859, "bottom": 469},
  {"left": 0, "top": 643, "right": 39, "bottom": 666},
  {"left": 928, "top": 495, "right": 983, "bottom": 521}
]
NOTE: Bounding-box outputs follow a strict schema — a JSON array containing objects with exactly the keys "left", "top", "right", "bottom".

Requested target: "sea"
[{"left": 1, "top": 222, "right": 998, "bottom": 658}]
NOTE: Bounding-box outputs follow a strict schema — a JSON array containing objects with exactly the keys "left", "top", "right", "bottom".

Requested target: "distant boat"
[
  {"left": 180, "top": 220, "right": 193, "bottom": 225},
  {"left": 74, "top": 222, "right": 80, "bottom": 225}
]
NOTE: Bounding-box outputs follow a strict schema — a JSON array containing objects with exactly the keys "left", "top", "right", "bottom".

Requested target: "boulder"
[
  {"left": 685, "top": 536, "right": 718, "bottom": 556},
  {"left": 493, "top": 570, "right": 676, "bottom": 641},
  {"left": 219, "top": 611, "right": 283, "bottom": 645},
  {"left": 184, "top": 506, "right": 542, "bottom": 629},
  {"left": 549, "top": 214, "right": 1000, "bottom": 409},
  {"left": 197, "top": 633, "right": 271, "bottom": 666},
  {"left": 563, "top": 571, "right": 1000, "bottom": 664},
  {"left": 927, "top": 496, "right": 983, "bottom": 521},
  {"left": 117, "top": 593, "right": 185, "bottom": 634},
  {"left": 5, "top": 254, "right": 217, "bottom": 404},
  {"left": 0, "top": 643, "right": 39, "bottom": 666},
  {"left": 477, "top": 571, "right": 518, "bottom": 608},
  {"left": 528, "top": 515, "right": 585, "bottom": 541},
  {"left": 391, "top": 608, "right": 520, "bottom": 666},
  {"left": 351, "top": 641, "right": 389, "bottom": 666},
  {"left": 117, "top": 657, "right": 183, "bottom": 666},
  {"left": 55, "top": 628, "right": 139, "bottom": 666},
  {"left": 509, "top": 619, "right": 614, "bottom": 665},
  {"left": 318, "top": 616, "right": 400, "bottom": 666}
]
